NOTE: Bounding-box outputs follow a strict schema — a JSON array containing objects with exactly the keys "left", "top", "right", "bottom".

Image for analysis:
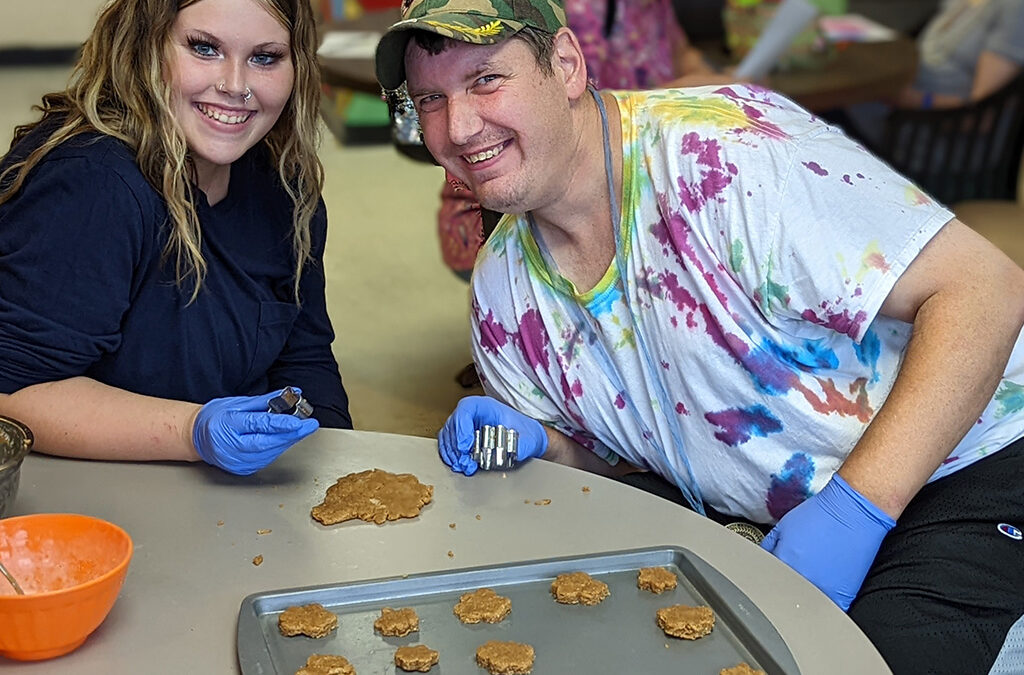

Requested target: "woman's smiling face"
[{"left": 166, "top": 0, "right": 294, "bottom": 191}]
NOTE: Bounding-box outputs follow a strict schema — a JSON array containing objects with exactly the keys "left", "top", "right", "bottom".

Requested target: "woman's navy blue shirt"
[{"left": 0, "top": 130, "right": 351, "bottom": 428}]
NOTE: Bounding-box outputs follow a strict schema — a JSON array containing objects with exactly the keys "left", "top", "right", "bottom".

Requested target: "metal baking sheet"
[{"left": 238, "top": 546, "right": 800, "bottom": 674}]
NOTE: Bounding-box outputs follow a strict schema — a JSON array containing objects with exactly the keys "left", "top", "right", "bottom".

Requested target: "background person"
[
  {"left": 0, "top": 0, "right": 351, "bottom": 476},
  {"left": 840, "top": 0, "right": 1024, "bottom": 145},
  {"left": 376, "top": 0, "right": 1024, "bottom": 672}
]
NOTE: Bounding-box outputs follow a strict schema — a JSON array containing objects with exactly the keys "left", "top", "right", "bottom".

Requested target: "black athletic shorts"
[{"left": 848, "top": 436, "right": 1024, "bottom": 675}]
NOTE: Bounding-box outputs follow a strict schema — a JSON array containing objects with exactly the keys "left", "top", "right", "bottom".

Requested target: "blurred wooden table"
[{"left": 766, "top": 38, "right": 918, "bottom": 112}]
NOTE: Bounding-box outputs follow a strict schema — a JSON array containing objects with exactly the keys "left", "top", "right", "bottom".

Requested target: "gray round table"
[{"left": 4, "top": 429, "right": 890, "bottom": 673}]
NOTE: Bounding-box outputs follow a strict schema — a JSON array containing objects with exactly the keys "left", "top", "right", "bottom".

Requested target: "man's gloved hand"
[
  {"left": 437, "top": 396, "right": 548, "bottom": 476},
  {"left": 193, "top": 389, "right": 319, "bottom": 475},
  {"left": 760, "top": 473, "right": 895, "bottom": 611}
]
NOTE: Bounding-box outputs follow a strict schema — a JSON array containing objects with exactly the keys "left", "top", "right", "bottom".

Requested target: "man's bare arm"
[
  {"left": 541, "top": 426, "right": 636, "bottom": 478},
  {"left": 839, "top": 218, "right": 1024, "bottom": 518}
]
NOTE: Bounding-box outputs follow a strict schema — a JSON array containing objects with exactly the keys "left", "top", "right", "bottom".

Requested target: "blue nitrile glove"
[
  {"left": 760, "top": 473, "right": 895, "bottom": 611},
  {"left": 437, "top": 396, "right": 548, "bottom": 476},
  {"left": 193, "top": 389, "right": 319, "bottom": 475}
]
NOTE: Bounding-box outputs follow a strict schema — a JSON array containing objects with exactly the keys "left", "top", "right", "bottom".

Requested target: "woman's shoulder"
[
  {"left": 2, "top": 126, "right": 165, "bottom": 232},
  {"left": 42, "top": 132, "right": 151, "bottom": 188}
]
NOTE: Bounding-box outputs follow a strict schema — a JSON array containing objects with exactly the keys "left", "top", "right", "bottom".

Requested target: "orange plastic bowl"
[{"left": 0, "top": 513, "right": 132, "bottom": 661}]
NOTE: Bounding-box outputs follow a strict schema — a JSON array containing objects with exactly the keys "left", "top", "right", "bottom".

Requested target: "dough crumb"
[
  {"left": 581, "top": 486, "right": 590, "bottom": 493},
  {"left": 257, "top": 529, "right": 272, "bottom": 535},
  {"left": 533, "top": 499, "right": 551, "bottom": 506},
  {"left": 252, "top": 555, "right": 263, "bottom": 566}
]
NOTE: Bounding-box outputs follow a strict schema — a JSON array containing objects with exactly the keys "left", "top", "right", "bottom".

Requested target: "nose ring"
[{"left": 216, "top": 80, "right": 253, "bottom": 103}]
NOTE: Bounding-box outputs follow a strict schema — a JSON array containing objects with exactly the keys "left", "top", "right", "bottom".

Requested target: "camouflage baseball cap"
[{"left": 375, "top": 0, "right": 567, "bottom": 90}]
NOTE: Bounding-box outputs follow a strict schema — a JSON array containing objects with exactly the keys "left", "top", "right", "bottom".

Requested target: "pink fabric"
[
  {"left": 438, "top": 172, "right": 484, "bottom": 273},
  {"left": 567, "top": 0, "right": 685, "bottom": 89}
]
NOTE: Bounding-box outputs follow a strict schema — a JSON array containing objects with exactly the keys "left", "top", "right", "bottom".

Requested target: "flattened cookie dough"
[
  {"left": 311, "top": 469, "right": 433, "bottom": 525},
  {"left": 720, "top": 664, "right": 766, "bottom": 675},
  {"left": 475, "top": 640, "right": 535, "bottom": 675},
  {"left": 394, "top": 644, "right": 439, "bottom": 672},
  {"left": 656, "top": 604, "right": 715, "bottom": 639},
  {"left": 374, "top": 607, "right": 419, "bottom": 637},
  {"left": 550, "top": 571, "right": 610, "bottom": 605},
  {"left": 294, "top": 653, "right": 355, "bottom": 675},
  {"left": 453, "top": 588, "right": 512, "bottom": 624},
  {"left": 278, "top": 603, "right": 338, "bottom": 638},
  {"left": 637, "top": 567, "right": 678, "bottom": 594}
]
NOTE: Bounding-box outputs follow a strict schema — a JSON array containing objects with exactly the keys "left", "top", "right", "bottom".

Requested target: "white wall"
[{"left": 0, "top": 1, "right": 107, "bottom": 48}]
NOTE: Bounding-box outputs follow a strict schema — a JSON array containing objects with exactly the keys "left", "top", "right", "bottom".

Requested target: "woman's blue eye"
[
  {"left": 189, "top": 40, "right": 218, "bottom": 57},
  {"left": 251, "top": 52, "right": 283, "bottom": 67}
]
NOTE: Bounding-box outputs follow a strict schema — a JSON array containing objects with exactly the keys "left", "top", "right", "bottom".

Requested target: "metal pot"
[{"left": 0, "top": 417, "right": 33, "bottom": 519}]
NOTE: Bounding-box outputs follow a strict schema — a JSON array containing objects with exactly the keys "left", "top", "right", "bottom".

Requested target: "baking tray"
[{"left": 238, "top": 546, "right": 800, "bottom": 674}]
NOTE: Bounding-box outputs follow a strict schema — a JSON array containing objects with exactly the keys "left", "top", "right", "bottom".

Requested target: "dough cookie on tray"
[
  {"left": 475, "top": 640, "right": 535, "bottom": 675},
  {"left": 294, "top": 653, "right": 355, "bottom": 675},
  {"left": 550, "top": 571, "right": 610, "bottom": 605},
  {"left": 394, "top": 644, "right": 440, "bottom": 672},
  {"left": 453, "top": 588, "right": 512, "bottom": 624},
  {"left": 278, "top": 603, "right": 338, "bottom": 638},
  {"left": 374, "top": 607, "right": 419, "bottom": 637},
  {"left": 720, "top": 664, "right": 766, "bottom": 675},
  {"left": 637, "top": 566, "right": 678, "bottom": 594},
  {"left": 656, "top": 604, "right": 715, "bottom": 639},
  {"left": 311, "top": 469, "right": 433, "bottom": 525}
]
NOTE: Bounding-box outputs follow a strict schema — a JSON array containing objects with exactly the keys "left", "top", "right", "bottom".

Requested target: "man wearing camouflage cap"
[{"left": 375, "top": 2, "right": 1024, "bottom": 673}]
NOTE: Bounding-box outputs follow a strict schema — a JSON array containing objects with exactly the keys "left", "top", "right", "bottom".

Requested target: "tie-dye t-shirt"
[{"left": 469, "top": 86, "right": 1024, "bottom": 524}]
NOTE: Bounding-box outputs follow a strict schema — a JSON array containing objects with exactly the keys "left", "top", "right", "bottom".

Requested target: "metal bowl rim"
[{"left": 0, "top": 416, "right": 34, "bottom": 472}]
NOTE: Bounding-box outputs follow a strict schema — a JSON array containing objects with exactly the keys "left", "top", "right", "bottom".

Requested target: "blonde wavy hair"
[{"left": 0, "top": 0, "right": 324, "bottom": 302}]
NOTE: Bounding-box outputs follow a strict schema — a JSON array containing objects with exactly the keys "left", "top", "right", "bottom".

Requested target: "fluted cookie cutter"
[
  {"left": 268, "top": 386, "right": 314, "bottom": 419},
  {"left": 725, "top": 522, "right": 765, "bottom": 545},
  {"left": 472, "top": 424, "right": 519, "bottom": 470}
]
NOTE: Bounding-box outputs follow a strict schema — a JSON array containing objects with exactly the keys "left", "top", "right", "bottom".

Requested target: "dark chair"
[
  {"left": 870, "top": 72, "right": 1024, "bottom": 205},
  {"left": 671, "top": 0, "right": 726, "bottom": 44}
]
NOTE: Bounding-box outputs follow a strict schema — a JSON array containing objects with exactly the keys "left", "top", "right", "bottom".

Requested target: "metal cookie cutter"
[
  {"left": 725, "top": 522, "right": 765, "bottom": 545},
  {"left": 472, "top": 424, "right": 519, "bottom": 471},
  {"left": 267, "top": 386, "right": 313, "bottom": 419}
]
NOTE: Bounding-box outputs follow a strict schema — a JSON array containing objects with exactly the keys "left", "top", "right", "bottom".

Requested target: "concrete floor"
[{"left": 0, "top": 64, "right": 479, "bottom": 439}]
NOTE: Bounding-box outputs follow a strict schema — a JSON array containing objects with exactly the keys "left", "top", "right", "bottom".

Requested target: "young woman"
[{"left": 0, "top": 0, "right": 351, "bottom": 475}]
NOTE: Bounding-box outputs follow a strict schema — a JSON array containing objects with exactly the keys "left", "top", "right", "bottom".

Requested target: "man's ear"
[{"left": 551, "top": 27, "right": 588, "bottom": 100}]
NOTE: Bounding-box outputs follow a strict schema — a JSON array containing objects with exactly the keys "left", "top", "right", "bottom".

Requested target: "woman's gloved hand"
[
  {"left": 193, "top": 389, "right": 319, "bottom": 475},
  {"left": 760, "top": 473, "right": 895, "bottom": 611},
  {"left": 437, "top": 396, "right": 548, "bottom": 475}
]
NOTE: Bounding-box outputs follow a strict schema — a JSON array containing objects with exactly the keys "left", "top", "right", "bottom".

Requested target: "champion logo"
[{"left": 997, "top": 523, "right": 1022, "bottom": 541}]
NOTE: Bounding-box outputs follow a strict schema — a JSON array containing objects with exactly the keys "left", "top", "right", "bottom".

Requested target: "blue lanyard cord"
[{"left": 526, "top": 88, "right": 705, "bottom": 515}]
